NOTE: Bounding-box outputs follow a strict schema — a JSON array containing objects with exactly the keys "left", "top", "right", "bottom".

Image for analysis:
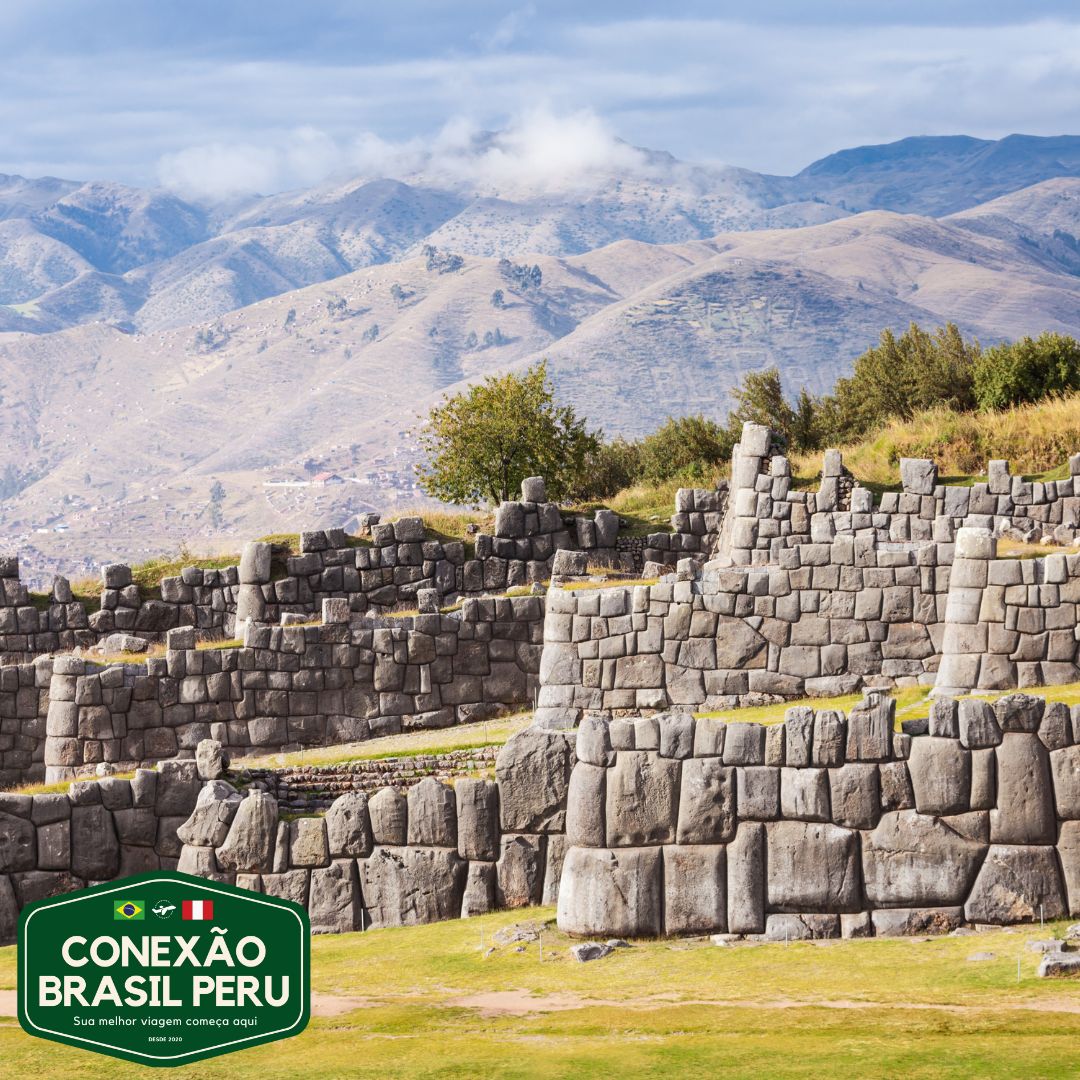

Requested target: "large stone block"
[
  {"left": 991, "top": 734, "right": 1056, "bottom": 844},
  {"left": 1058, "top": 820, "right": 1080, "bottom": 916},
  {"left": 908, "top": 737, "right": 970, "bottom": 816},
  {"left": 964, "top": 845, "right": 1066, "bottom": 924},
  {"left": 176, "top": 781, "right": 242, "bottom": 847},
  {"left": 360, "top": 846, "right": 467, "bottom": 928},
  {"left": 368, "top": 787, "right": 408, "bottom": 846},
  {"left": 736, "top": 766, "right": 780, "bottom": 820},
  {"left": 556, "top": 846, "right": 662, "bottom": 937},
  {"left": 845, "top": 693, "right": 894, "bottom": 762},
  {"left": 900, "top": 458, "right": 937, "bottom": 495},
  {"left": 958, "top": 699, "right": 1002, "bottom": 749},
  {"left": 676, "top": 758, "right": 735, "bottom": 844},
  {"left": 495, "top": 728, "right": 574, "bottom": 833},
  {"left": 727, "top": 822, "right": 765, "bottom": 933},
  {"left": 994, "top": 694, "right": 1044, "bottom": 734},
  {"left": 154, "top": 760, "right": 201, "bottom": 817},
  {"left": 71, "top": 804, "right": 119, "bottom": 880},
  {"left": 862, "top": 810, "right": 985, "bottom": 907},
  {"left": 455, "top": 779, "right": 499, "bottom": 861},
  {"left": 215, "top": 791, "right": 278, "bottom": 874},
  {"left": 829, "top": 764, "right": 880, "bottom": 830},
  {"left": 1050, "top": 745, "right": 1080, "bottom": 819},
  {"left": 780, "top": 767, "right": 830, "bottom": 821},
  {"left": 289, "top": 818, "right": 330, "bottom": 868},
  {"left": 714, "top": 617, "right": 767, "bottom": 669},
  {"left": 606, "top": 750, "right": 680, "bottom": 846},
  {"left": 496, "top": 834, "right": 545, "bottom": 908},
  {"left": 766, "top": 821, "right": 861, "bottom": 913},
  {"left": 663, "top": 844, "right": 726, "bottom": 935},
  {"left": 566, "top": 763, "right": 606, "bottom": 848},
  {"left": 407, "top": 778, "right": 457, "bottom": 848},
  {"left": 309, "top": 859, "right": 362, "bottom": 934},
  {"left": 811, "top": 710, "right": 846, "bottom": 767},
  {"left": 325, "top": 792, "right": 374, "bottom": 859},
  {"left": 461, "top": 861, "right": 496, "bottom": 917},
  {"left": 871, "top": 907, "right": 964, "bottom": 937},
  {"left": 0, "top": 811, "right": 36, "bottom": 873}
]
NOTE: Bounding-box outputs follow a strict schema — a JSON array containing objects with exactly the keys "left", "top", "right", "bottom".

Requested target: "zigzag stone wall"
[
  {"left": 0, "top": 726, "right": 574, "bottom": 944},
  {"left": 7, "top": 692, "right": 1080, "bottom": 944},
  {"left": 557, "top": 693, "right": 1080, "bottom": 939},
  {"left": 44, "top": 596, "right": 545, "bottom": 781}
]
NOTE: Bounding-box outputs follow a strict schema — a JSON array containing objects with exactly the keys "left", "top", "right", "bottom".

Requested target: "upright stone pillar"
[
  {"left": 934, "top": 527, "right": 998, "bottom": 697},
  {"left": 236, "top": 541, "right": 271, "bottom": 624}
]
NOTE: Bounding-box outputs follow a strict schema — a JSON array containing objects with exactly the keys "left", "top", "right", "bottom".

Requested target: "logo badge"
[{"left": 19, "top": 871, "right": 310, "bottom": 1066}]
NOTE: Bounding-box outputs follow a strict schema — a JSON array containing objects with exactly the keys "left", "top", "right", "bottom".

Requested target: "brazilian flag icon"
[{"left": 113, "top": 900, "right": 144, "bottom": 921}]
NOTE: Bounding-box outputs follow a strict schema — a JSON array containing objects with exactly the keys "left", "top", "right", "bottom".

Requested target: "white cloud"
[{"left": 157, "top": 107, "right": 654, "bottom": 199}]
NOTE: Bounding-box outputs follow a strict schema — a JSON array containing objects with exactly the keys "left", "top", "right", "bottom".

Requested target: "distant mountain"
[
  {"left": 2, "top": 132, "right": 1080, "bottom": 580},
  {"left": 1, "top": 133, "right": 1078, "bottom": 336},
  {"left": 788, "top": 134, "right": 1080, "bottom": 215}
]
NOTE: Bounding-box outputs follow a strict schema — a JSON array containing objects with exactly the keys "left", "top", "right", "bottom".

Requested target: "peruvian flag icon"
[{"left": 182, "top": 899, "right": 214, "bottom": 921}]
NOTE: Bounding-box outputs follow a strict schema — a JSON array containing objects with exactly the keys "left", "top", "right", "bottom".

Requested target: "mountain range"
[{"left": 3, "top": 132, "right": 1080, "bottom": 583}]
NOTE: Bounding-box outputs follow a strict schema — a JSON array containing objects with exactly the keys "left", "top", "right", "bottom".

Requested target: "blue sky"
[{"left": 1, "top": 2, "right": 1079, "bottom": 195}]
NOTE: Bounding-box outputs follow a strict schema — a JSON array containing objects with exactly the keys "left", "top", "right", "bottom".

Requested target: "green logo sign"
[{"left": 18, "top": 871, "right": 310, "bottom": 1067}]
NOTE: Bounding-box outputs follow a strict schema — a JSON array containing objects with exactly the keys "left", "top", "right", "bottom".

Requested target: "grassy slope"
[
  {"left": 791, "top": 396, "right": 1080, "bottom": 489},
  {"left": 1, "top": 908, "right": 1079, "bottom": 1078}
]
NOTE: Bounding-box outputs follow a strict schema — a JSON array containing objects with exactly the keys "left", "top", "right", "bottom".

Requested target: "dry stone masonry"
[
  {"left": 7, "top": 690, "right": 1080, "bottom": 943},
  {"left": 556, "top": 692, "right": 1080, "bottom": 938},
  {"left": 44, "top": 595, "right": 544, "bottom": 782}
]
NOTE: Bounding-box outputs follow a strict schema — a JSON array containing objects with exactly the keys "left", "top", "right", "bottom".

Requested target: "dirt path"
[{"left": 4, "top": 987, "right": 1079, "bottom": 1020}]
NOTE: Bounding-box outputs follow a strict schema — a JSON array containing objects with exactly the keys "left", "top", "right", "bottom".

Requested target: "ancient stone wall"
[
  {"left": 0, "top": 758, "right": 206, "bottom": 944},
  {"left": 7, "top": 693, "right": 1080, "bottom": 944},
  {"left": 535, "top": 533, "right": 954, "bottom": 725},
  {"left": 718, "top": 423, "right": 1080, "bottom": 569},
  {"left": 557, "top": 693, "right": 1080, "bottom": 939},
  {"left": 0, "top": 726, "right": 574, "bottom": 943},
  {"left": 43, "top": 596, "right": 546, "bottom": 780},
  {"left": 0, "top": 658, "right": 52, "bottom": 788},
  {"left": 0, "top": 558, "right": 94, "bottom": 664}
]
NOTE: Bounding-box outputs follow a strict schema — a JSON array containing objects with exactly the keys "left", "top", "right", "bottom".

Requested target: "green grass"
[
  {"left": 238, "top": 712, "right": 533, "bottom": 769},
  {"left": 1, "top": 907, "right": 1079, "bottom": 1077},
  {"left": 790, "top": 396, "right": 1080, "bottom": 489},
  {"left": 694, "top": 681, "right": 1080, "bottom": 728},
  {"left": 571, "top": 479, "right": 684, "bottom": 538}
]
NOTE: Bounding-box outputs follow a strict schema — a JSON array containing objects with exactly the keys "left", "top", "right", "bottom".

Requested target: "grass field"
[{"left": 1, "top": 906, "right": 1079, "bottom": 1078}]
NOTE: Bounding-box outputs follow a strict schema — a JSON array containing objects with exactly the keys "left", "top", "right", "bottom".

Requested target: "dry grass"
[
  {"left": 563, "top": 577, "right": 659, "bottom": 592},
  {"left": 790, "top": 396, "right": 1080, "bottom": 488},
  {"left": 5, "top": 770, "right": 135, "bottom": 796},
  {"left": 995, "top": 536, "right": 1073, "bottom": 559},
  {"left": 239, "top": 712, "right": 533, "bottom": 768}
]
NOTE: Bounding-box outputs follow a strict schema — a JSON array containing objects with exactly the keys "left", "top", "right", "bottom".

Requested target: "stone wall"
[
  {"left": 0, "top": 658, "right": 52, "bottom": 788},
  {"left": 535, "top": 534, "right": 954, "bottom": 725},
  {"left": 557, "top": 692, "right": 1080, "bottom": 939},
  {"left": 718, "top": 422, "right": 1080, "bottom": 569},
  {"left": 937, "top": 529, "right": 1080, "bottom": 695},
  {"left": 0, "top": 758, "right": 206, "bottom": 943},
  {"left": 44, "top": 595, "right": 545, "bottom": 781},
  {"left": 0, "top": 558, "right": 94, "bottom": 664},
  {"left": 0, "top": 726, "right": 574, "bottom": 943},
  {"left": 8, "top": 692, "right": 1080, "bottom": 944}
]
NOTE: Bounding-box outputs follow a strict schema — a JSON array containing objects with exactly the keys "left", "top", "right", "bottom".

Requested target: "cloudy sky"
[{"left": 1, "top": 1, "right": 1078, "bottom": 196}]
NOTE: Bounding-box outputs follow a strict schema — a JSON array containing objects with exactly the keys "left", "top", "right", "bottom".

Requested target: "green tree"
[
  {"left": 416, "top": 361, "right": 600, "bottom": 504},
  {"left": 974, "top": 332, "right": 1080, "bottom": 410},
  {"left": 567, "top": 437, "right": 643, "bottom": 500},
  {"left": 727, "top": 367, "right": 796, "bottom": 447},
  {"left": 835, "top": 323, "right": 977, "bottom": 433},
  {"left": 637, "top": 415, "right": 735, "bottom": 484}
]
